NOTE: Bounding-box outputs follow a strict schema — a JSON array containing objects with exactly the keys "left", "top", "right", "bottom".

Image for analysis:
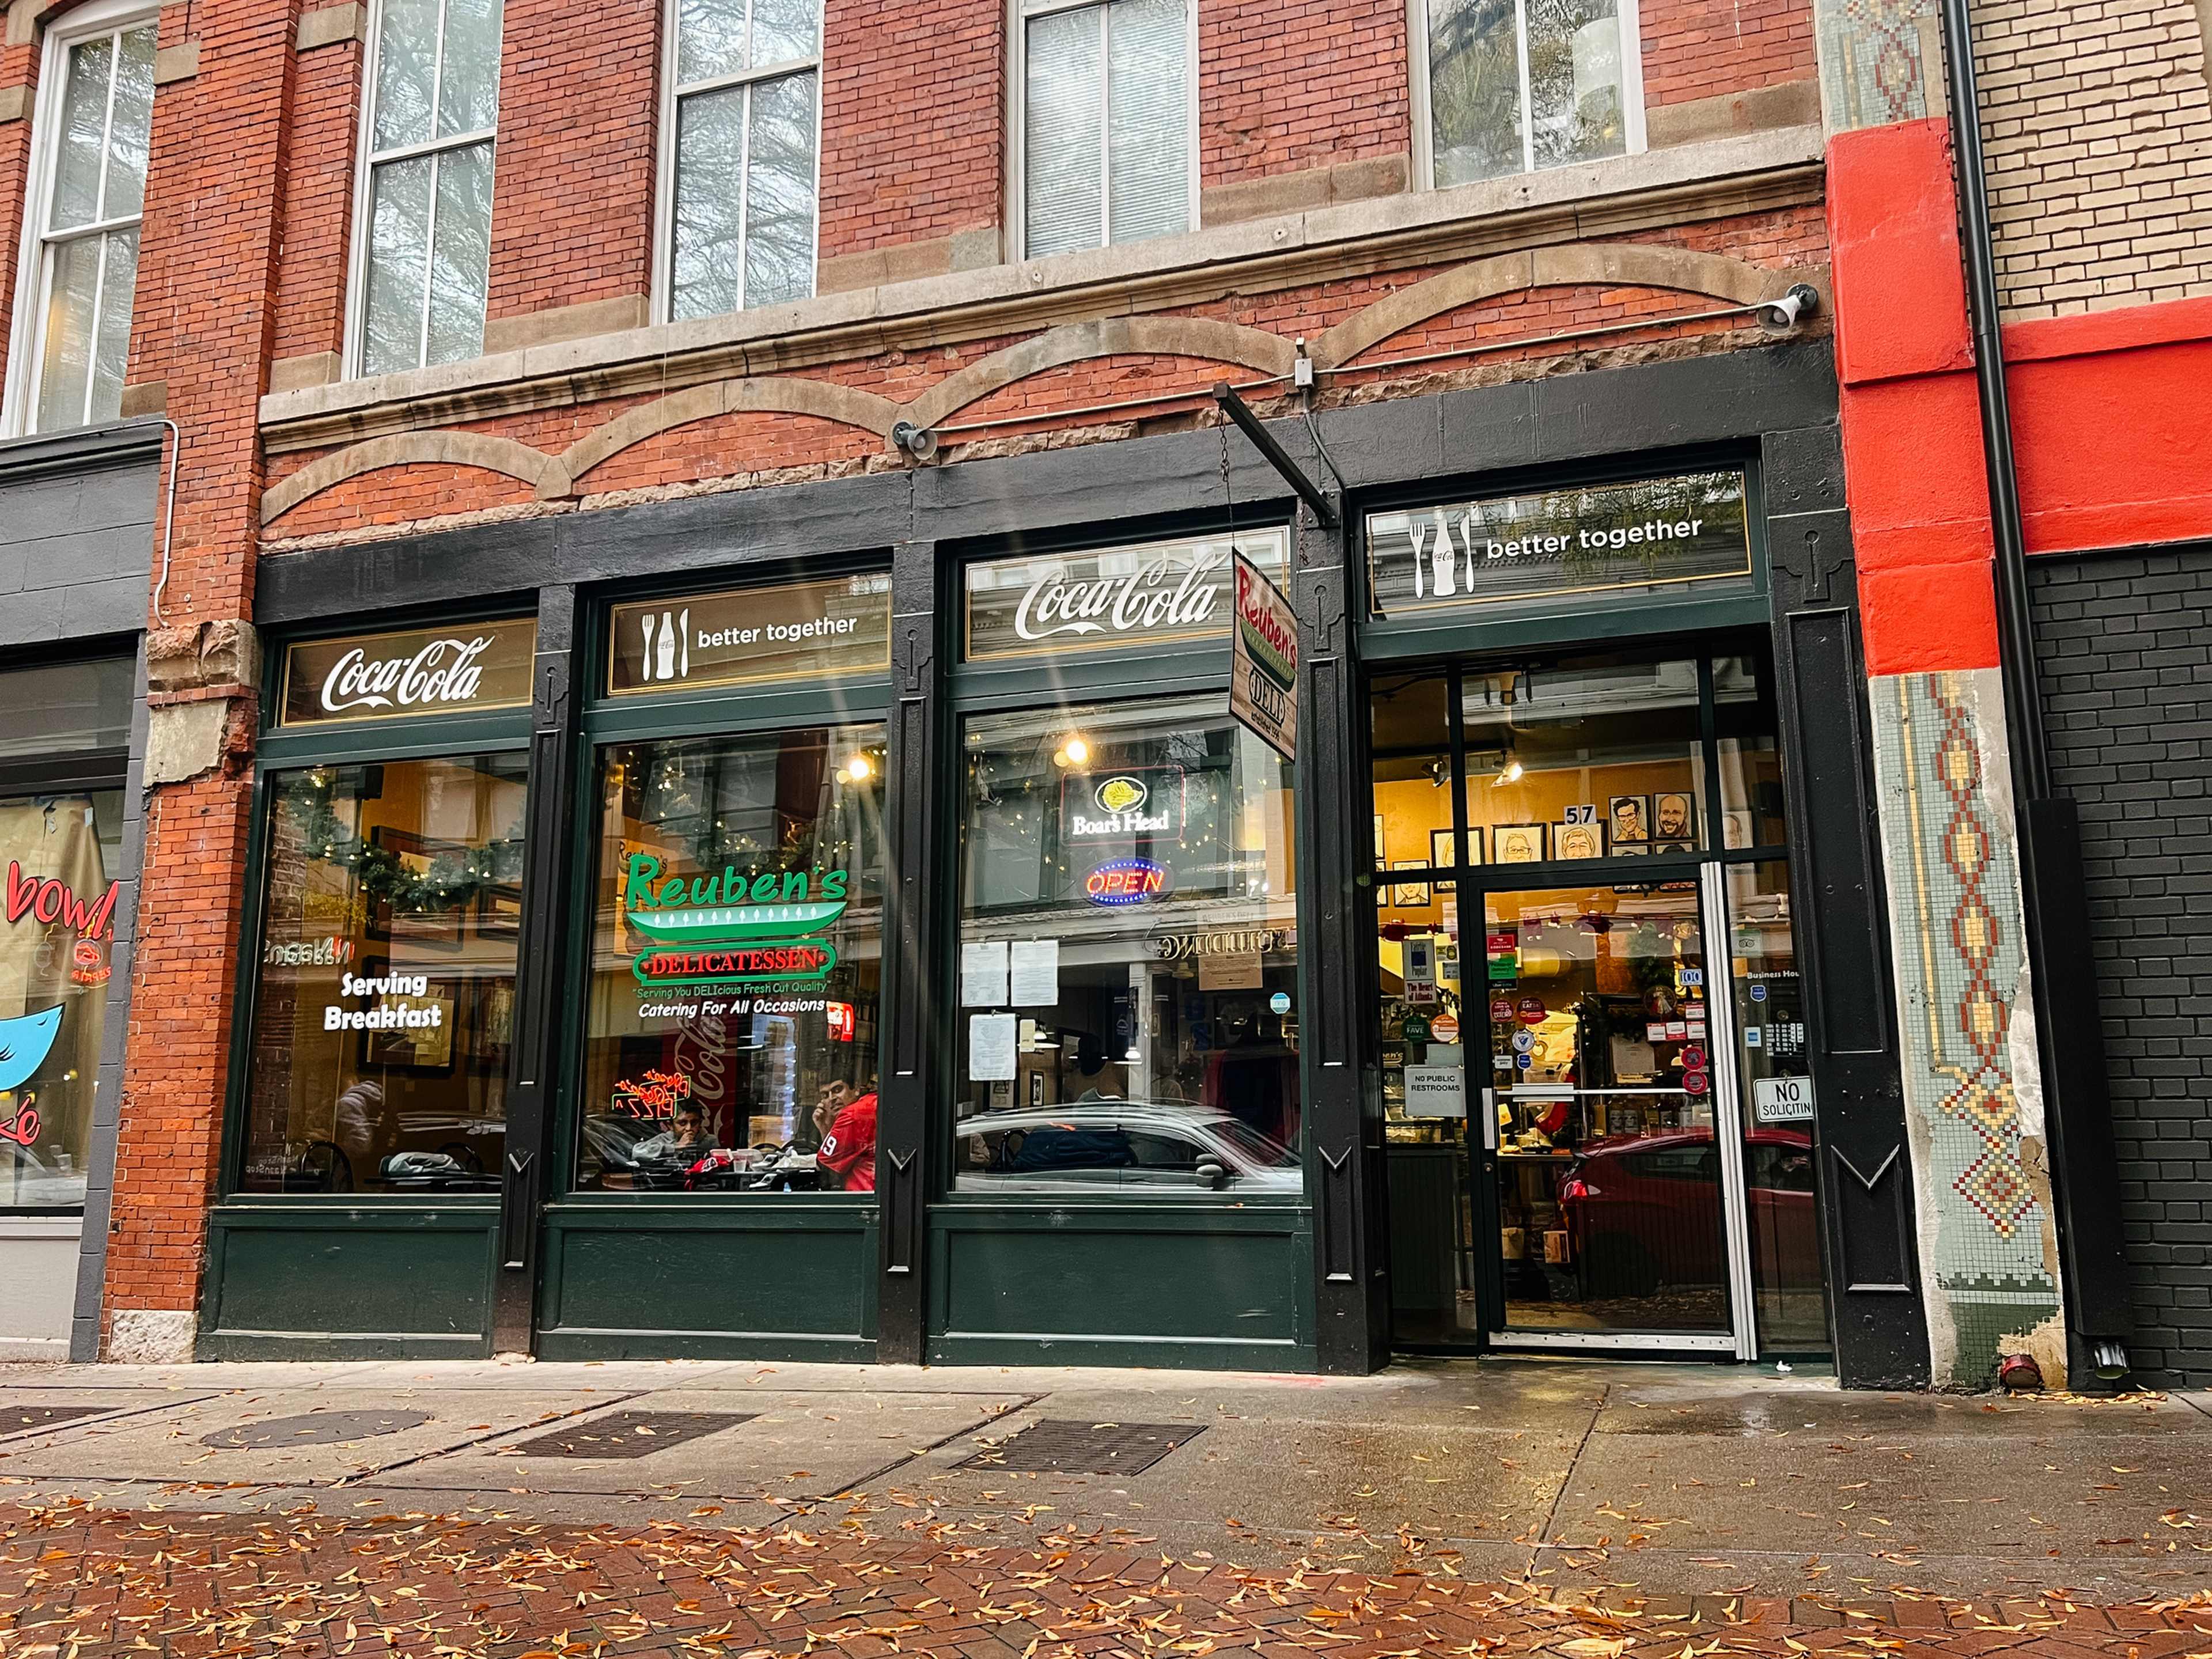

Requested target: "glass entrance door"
[
  {"left": 1369, "top": 643, "right": 1832, "bottom": 1357},
  {"left": 1482, "top": 879, "right": 1733, "bottom": 1342}
]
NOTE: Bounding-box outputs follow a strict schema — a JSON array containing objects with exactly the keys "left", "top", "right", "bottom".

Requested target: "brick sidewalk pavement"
[{"left": 0, "top": 1501, "right": 2206, "bottom": 1658}]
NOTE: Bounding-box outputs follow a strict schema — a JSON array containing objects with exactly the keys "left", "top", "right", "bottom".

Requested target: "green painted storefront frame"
[
  {"left": 532, "top": 567, "right": 893, "bottom": 1361},
  {"left": 199, "top": 618, "right": 538, "bottom": 1361},
  {"left": 919, "top": 520, "right": 1321, "bottom": 1371},
  {"left": 198, "top": 446, "right": 1793, "bottom": 1372}
]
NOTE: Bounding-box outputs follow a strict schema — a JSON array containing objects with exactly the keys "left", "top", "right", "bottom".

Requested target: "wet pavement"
[{"left": 0, "top": 1356, "right": 2206, "bottom": 1656}]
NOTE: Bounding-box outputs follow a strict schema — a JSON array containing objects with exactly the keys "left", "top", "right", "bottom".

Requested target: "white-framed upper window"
[
  {"left": 1411, "top": 0, "right": 1645, "bottom": 190},
  {"left": 1013, "top": 0, "right": 1195, "bottom": 261},
  {"left": 3, "top": 0, "right": 157, "bottom": 436},
  {"left": 656, "top": 0, "right": 823, "bottom": 321},
  {"left": 349, "top": 0, "right": 503, "bottom": 378}
]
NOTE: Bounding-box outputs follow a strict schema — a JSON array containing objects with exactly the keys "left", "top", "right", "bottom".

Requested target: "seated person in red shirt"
[{"left": 817, "top": 1081, "right": 878, "bottom": 1192}]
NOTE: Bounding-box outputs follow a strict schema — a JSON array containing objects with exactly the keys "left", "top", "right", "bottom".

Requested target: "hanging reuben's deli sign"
[
  {"left": 279, "top": 619, "right": 538, "bottom": 726},
  {"left": 608, "top": 574, "right": 891, "bottom": 695},
  {"left": 964, "top": 529, "right": 1287, "bottom": 661},
  {"left": 1366, "top": 471, "right": 1752, "bottom": 619}
]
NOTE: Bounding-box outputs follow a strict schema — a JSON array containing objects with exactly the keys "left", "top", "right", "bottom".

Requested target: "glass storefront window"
[
  {"left": 575, "top": 724, "right": 886, "bottom": 1194},
  {"left": 1725, "top": 859, "right": 1827, "bottom": 1352},
  {"left": 1462, "top": 654, "right": 1705, "bottom": 863},
  {"left": 239, "top": 755, "right": 529, "bottom": 1194},
  {"left": 953, "top": 695, "right": 1300, "bottom": 1196},
  {"left": 1715, "top": 655, "right": 1788, "bottom": 849},
  {"left": 1372, "top": 670, "right": 1456, "bottom": 882},
  {"left": 0, "top": 658, "right": 133, "bottom": 760},
  {"left": 0, "top": 790, "right": 124, "bottom": 1209}
]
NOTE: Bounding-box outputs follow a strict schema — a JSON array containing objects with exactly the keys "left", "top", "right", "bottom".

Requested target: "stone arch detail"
[
  {"left": 563, "top": 376, "right": 901, "bottom": 482},
  {"left": 904, "top": 316, "right": 1297, "bottom": 431},
  {"left": 1312, "top": 244, "right": 1806, "bottom": 369},
  {"left": 260, "top": 432, "right": 575, "bottom": 526}
]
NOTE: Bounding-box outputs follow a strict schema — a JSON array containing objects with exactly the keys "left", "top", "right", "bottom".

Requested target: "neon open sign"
[{"left": 1086, "top": 857, "right": 1171, "bottom": 906}]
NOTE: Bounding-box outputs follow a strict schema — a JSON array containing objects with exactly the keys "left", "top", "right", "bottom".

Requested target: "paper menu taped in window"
[
  {"left": 1007, "top": 940, "right": 1059, "bottom": 1006},
  {"left": 968, "top": 1013, "right": 1018, "bottom": 1081},
  {"left": 960, "top": 940, "right": 1009, "bottom": 1006}
]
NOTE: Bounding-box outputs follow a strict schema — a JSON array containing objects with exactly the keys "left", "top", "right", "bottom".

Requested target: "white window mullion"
[
  {"left": 428, "top": 0, "right": 451, "bottom": 139},
  {"left": 1514, "top": 0, "right": 1535, "bottom": 175},
  {"left": 1096, "top": 3, "right": 1111, "bottom": 246},
  {"left": 79, "top": 230, "right": 110, "bottom": 426},
  {"left": 734, "top": 85, "right": 754, "bottom": 312},
  {"left": 415, "top": 149, "right": 442, "bottom": 370},
  {"left": 93, "top": 31, "right": 121, "bottom": 225}
]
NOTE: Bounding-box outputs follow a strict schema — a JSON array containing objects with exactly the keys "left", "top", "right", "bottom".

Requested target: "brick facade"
[
  {"left": 486, "top": 0, "right": 660, "bottom": 327},
  {"left": 2033, "top": 544, "right": 2212, "bottom": 1390},
  {"left": 99, "top": 0, "right": 300, "bottom": 1349},
  {"left": 1970, "top": 0, "right": 2212, "bottom": 318}
]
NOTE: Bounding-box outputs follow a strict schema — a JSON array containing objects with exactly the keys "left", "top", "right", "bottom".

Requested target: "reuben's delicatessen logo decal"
[
  {"left": 1366, "top": 471, "right": 1752, "bottom": 618},
  {"left": 281, "top": 619, "right": 539, "bottom": 726},
  {"left": 620, "top": 857, "right": 851, "bottom": 1012},
  {"left": 964, "top": 529, "right": 1289, "bottom": 661}
]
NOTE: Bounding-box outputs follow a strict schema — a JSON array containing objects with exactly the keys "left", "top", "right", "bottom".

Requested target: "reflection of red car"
[{"left": 1556, "top": 1128, "right": 1819, "bottom": 1297}]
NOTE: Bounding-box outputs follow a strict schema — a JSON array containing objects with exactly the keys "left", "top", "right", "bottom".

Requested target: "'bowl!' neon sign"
[{"left": 1086, "top": 857, "right": 1171, "bottom": 906}]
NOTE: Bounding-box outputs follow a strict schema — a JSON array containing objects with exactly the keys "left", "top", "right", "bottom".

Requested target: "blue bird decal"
[{"left": 0, "top": 1005, "right": 64, "bottom": 1095}]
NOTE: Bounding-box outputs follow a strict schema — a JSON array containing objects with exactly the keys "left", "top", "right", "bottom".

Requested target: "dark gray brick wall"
[{"left": 2032, "top": 544, "right": 2212, "bottom": 1390}]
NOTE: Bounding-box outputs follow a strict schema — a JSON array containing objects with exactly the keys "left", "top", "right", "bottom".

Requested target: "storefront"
[
  {"left": 211, "top": 342, "right": 1927, "bottom": 1382},
  {"left": 0, "top": 419, "right": 160, "bottom": 1360},
  {"left": 1363, "top": 472, "right": 1823, "bottom": 1356},
  {"left": 0, "top": 654, "right": 138, "bottom": 1356}
]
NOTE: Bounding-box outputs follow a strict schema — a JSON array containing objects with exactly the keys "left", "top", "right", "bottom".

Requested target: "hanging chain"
[{"left": 1218, "top": 421, "right": 1238, "bottom": 554}]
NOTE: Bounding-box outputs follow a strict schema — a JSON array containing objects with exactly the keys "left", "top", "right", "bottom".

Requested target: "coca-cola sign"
[
  {"left": 279, "top": 619, "right": 537, "bottom": 727},
  {"left": 964, "top": 529, "right": 1287, "bottom": 661}
]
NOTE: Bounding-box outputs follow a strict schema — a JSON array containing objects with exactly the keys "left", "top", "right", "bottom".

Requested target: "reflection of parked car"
[
  {"left": 582, "top": 1112, "right": 825, "bottom": 1191},
  {"left": 1556, "top": 1127, "right": 1819, "bottom": 1297},
  {"left": 958, "top": 1102, "right": 1302, "bottom": 1195}
]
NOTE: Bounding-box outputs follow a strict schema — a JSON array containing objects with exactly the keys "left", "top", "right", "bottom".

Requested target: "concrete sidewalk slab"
[
  {"left": 0, "top": 1387, "right": 221, "bottom": 1444},
  {"left": 0, "top": 1385, "right": 642, "bottom": 1484},
  {"left": 369, "top": 1386, "right": 1035, "bottom": 1500}
]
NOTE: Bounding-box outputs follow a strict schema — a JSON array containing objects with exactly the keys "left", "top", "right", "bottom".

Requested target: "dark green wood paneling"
[
  {"left": 199, "top": 1204, "right": 497, "bottom": 1359},
  {"left": 926, "top": 1207, "right": 1313, "bottom": 1370},
  {"left": 535, "top": 1203, "right": 877, "bottom": 1360}
]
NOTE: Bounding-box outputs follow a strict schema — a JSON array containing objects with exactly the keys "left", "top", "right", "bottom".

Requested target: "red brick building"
[{"left": 0, "top": 0, "right": 2182, "bottom": 1384}]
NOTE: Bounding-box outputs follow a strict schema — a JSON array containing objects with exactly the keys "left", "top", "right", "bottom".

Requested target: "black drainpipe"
[{"left": 1937, "top": 0, "right": 2134, "bottom": 1386}]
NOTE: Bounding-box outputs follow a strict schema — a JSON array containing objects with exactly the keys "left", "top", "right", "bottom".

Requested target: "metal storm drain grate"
[
  {"left": 0, "top": 1403, "right": 113, "bottom": 1440},
  {"left": 961, "top": 1420, "right": 1205, "bottom": 1476},
  {"left": 507, "top": 1411, "right": 756, "bottom": 1460},
  {"left": 202, "top": 1410, "right": 433, "bottom": 1449}
]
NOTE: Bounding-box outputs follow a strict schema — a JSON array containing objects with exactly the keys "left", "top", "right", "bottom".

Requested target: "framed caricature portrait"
[
  {"left": 1722, "top": 809, "right": 1755, "bottom": 850},
  {"left": 1607, "top": 796, "right": 1650, "bottom": 849},
  {"left": 1391, "top": 862, "right": 1431, "bottom": 906},
  {"left": 1430, "top": 828, "right": 1457, "bottom": 869},
  {"left": 1652, "top": 791, "right": 1697, "bottom": 846},
  {"left": 1494, "top": 824, "right": 1546, "bottom": 864},
  {"left": 1554, "top": 821, "right": 1605, "bottom": 861}
]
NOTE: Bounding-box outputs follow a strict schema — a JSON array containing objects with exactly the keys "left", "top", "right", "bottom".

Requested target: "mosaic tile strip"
[{"left": 1873, "top": 669, "right": 2061, "bottom": 1387}]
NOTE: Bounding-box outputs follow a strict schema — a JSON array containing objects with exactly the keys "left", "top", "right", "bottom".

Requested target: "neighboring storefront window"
[
  {"left": 574, "top": 724, "right": 886, "bottom": 1194},
  {"left": 953, "top": 694, "right": 1301, "bottom": 1195},
  {"left": 0, "top": 656, "right": 133, "bottom": 1211},
  {"left": 238, "top": 755, "right": 529, "bottom": 1193},
  {"left": 0, "top": 791, "right": 123, "bottom": 1209}
]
